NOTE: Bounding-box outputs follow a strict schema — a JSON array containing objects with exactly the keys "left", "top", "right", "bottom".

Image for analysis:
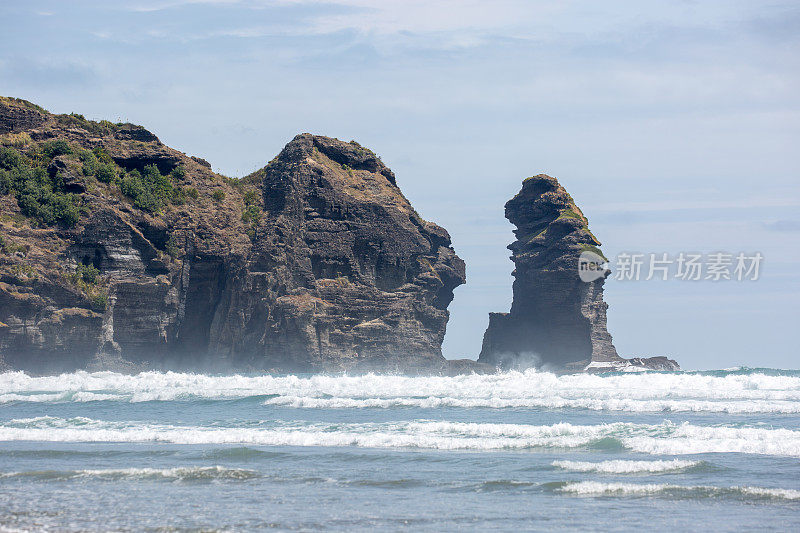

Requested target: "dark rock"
[
  {"left": 110, "top": 142, "right": 182, "bottom": 175},
  {"left": 478, "top": 175, "right": 679, "bottom": 372},
  {"left": 583, "top": 356, "right": 681, "bottom": 373},
  {"left": 114, "top": 124, "right": 160, "bottom": 143},
  {"left": 311, "top": 136, "right": 396, "bottom": 184},
  {"left": 0, "top": 97, "right": 677, "bottom": 375},
  {"left": 626, "top": 356, "right": 680, "bottom": 371},
  {"left": 191, "top": 156, "right": 212, "bottom": 169},
  {"left": 0, "top": 99, "right": 468, "bottom": 374},
  {"left": 48, "top": 156, "right": 86, "bottom": 194},
  {"left": 0, "top": 97, "right": 46, "bottom": 134},
  {"left": 440, "top": 359, "right": 497, "bottom": 376},
  {"left": 223, "top": 133, "right": 466, "bottom": 372}
]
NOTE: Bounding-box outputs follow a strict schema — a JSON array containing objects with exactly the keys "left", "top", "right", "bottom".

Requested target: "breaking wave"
[
  {"left": 0, "top": 466, "right": 258, "bottom": 482},
  {"left": 554, "top": 481, "right": 800, "bottom": 501},
  {"left": 552, "top": 459, "right": 702, "bottom": 474},
  {"left": 3, "top": 417, "right": 800, "bottom": 457},
  {"left": 1, "top": 368, "right": 800, "bottom": 413}
]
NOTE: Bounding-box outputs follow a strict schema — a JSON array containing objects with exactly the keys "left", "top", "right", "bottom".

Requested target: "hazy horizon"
[{"left": 2, "top": 0, "right": 798, "bottom": 369}]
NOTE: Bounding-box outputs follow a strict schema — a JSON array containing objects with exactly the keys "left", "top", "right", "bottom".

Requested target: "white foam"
[
  {"left": 0, "top": 418, "right": 611, "bottom": 450},
  {"left": 558, "top": 481, "right": 800, "bottom": 500},
  {"left": 552, "top": 459, "right": 700, "bottom": 473},
  {"left": 584, "top": 361, "right": 648, "bottom": 372},
  {"left": 739, "top": 486, "right": 800, "bottom": 499},
  {"left": 2, "top": 369, "right": 799, "bottom": 413},
  {"left": 623, "top": 423, "right": 800, "bottom": 456},
  {"left": 1, "top": 466, "right": 257, "bottom": 481},
  {"left": 2, "top": 418, "right": 800, "bottom": 457}
]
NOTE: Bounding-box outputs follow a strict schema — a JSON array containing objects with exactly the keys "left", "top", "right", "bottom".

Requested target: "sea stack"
[
  {"left": 0, "top": 97, "right": 478, "bottom": 374},
  {"left": 478, "top": 175, "right": 679, "bottom": 372}
]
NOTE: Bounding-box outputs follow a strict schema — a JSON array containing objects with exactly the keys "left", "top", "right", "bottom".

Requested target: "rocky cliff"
[
  {"left": 0, "top": 97, "right": 483, "bottom": 374},
  {"left": 478, "top": 175, "right": 679, "bottom": 372}
]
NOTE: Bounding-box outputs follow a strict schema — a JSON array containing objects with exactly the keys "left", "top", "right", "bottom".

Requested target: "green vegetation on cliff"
[
  {"left": 0, "top": 137, "right": 193, "bottom": 224},
  {"left": 67, "top": 263, "right": 108, "bottom": 311},
  {"left": 579, "top": 242, "right": 608, "bottom": 261},
  {"left": 0, "top": 103, "right": 469, "bottom": 373},
  {"left": 240, "top": 189, "right": 261, "bottom": 227},
  {"left": 120, "top": 164, "right": 185, "bottom": 213},
  {"left": 0, "top": 145, "right": 80, "bottom": 227}
]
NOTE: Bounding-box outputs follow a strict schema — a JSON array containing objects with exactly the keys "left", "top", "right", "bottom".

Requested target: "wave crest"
[
  {"left": 552, "top": 459, "right": 702, "bottom": 474},
  {"left": 555, "top": 481, "right": 800, "bottom": 501},
  {"left": 0, "top": 466, "right": 259, "bottom": 481},
  {"left": 2, "top": 369, "right": 799, "bottom": 413},
  {"left": 2, "top": 418, "right": 800, "bottom": 457}
]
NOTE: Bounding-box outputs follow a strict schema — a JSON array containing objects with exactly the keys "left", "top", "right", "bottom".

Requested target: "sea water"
[{"left": 1, "top": 368, "right": 799, "bottom": 531}]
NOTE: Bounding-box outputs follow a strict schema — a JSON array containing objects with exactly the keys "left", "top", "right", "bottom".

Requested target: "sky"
[{"left": 1, "top": 0, "right": 798, "bottom": 369}]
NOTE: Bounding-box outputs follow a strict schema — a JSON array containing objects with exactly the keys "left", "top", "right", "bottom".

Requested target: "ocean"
[{"left": 1, "top": 368, "right": 799, "bottom": 531}]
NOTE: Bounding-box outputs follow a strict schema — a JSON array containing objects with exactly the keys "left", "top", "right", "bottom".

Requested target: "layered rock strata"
[{"left": 0, "top": 97, "right": 485, "bottom": 374}]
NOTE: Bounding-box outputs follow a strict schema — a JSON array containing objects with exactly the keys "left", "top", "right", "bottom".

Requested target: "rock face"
[
  {"left": 0, "top": 97, "right": 484, "bottom": 374},
  {"left": 224, "top": 134, "right": 470, "bottom": 373},
  {"left": 478, "top": 175, "right": 679, "bottom": 372},
  {"left": 0, "top": 98, "right": 47, "bottom": 134}
]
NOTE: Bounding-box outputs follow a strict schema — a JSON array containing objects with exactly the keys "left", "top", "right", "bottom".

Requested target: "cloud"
[
  {"left": 764, "top": 220, "right": 800, "bottom": 232},
  {"left": 595, "top": 198, "right": 800, "bottom": 214},
  {"left": 99, "top": 0, "right": 800, "bottom": 78},
  {"left": 744, "top": 4, "right": 800, "bottom": 43},
  {"left": 282, "top": 0, "right": 547, "bottom": 36},
  {"left": 229, "top": 0, "right": 771, "bottom": 44},
  {"left": 106, "top": 1, "right": 713, "bottom": 42},
  {"left": 127, "top": 0, "right": 243, "bottom": 12},
  {"left": 0, "top": 58, "right": 96, "bottom": 87}
]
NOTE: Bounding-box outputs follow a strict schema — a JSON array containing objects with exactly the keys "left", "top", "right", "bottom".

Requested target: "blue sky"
[{"left": 2, "top": 0, "right": 798, "bottom": 369}]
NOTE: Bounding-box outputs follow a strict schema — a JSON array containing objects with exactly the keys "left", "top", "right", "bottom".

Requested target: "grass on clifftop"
[
  {"left": 579, "top": 242, "right": 608, "bottom": 261},
  {"left": 55, "top": 113, "right": 122, "bottom": 137},
  {"left": 0, "top": 96, "right": 47, "bottom": 114},
  {"left": 555, "top": 208, "right": 586, "bottom": 224}
]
